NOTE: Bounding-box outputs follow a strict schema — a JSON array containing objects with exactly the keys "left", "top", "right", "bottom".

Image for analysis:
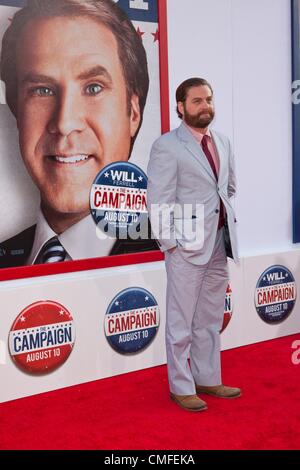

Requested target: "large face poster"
[{"left": 0, "top": 0, "right": 168, "bottom": 278}]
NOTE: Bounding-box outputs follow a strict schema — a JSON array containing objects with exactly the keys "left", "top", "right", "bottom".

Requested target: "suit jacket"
[
  {"left": 0, "top": 225, "right": 159, "bottom": 269},
  {"left": 147, "top": 123, "right": 238, "bottom": 265}
]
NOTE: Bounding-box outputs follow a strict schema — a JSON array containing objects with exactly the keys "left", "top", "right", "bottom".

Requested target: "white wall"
[{"left": 167, "top": 0, "right": 296, "bottom": 257}]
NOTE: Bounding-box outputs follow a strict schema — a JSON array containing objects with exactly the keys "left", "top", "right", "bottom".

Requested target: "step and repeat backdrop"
[{"left": 0, "top": 0, "right": 299, "bottom": 402}]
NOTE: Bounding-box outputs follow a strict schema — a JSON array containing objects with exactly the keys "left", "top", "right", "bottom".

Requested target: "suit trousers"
[{"left": 164, "top": 228, "right": 229, "bottom": 395}]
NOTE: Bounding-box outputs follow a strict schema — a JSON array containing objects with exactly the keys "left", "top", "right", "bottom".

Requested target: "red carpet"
[{"left": 0, "top": 334, "right": 300, "bottom": 450}]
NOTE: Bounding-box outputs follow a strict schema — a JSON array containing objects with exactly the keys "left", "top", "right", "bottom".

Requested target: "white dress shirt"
[{"left": 27, "top": 210, "right": 116, "bottom": 265}]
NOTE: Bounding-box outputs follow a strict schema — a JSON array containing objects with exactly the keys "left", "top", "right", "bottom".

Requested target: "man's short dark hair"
[
  {"left": 176, "top": 77, "right": 213, "bottom": 119},
  {"left": 0, "top": 0, "right": 149, "bottom": 137}
]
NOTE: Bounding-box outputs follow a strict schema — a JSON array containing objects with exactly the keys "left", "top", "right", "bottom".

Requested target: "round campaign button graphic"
[
  {"left": 221, "top": 284, "right": 233, "bottom": 333},
  {"left": 104, "top": 287, "right": 160, "bottom": 354},
  {"left": 255, "top": 265, "right": 297, "bottom": 324},
  {"left": 90, "top": 161, "right": 148, "bottom": 239},
  {"left": 9, "top": 301, "right": 75, "bottom": 374}
]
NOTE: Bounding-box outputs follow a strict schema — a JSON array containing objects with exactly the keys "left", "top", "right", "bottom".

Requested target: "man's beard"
[{"left": 184, "top": 109, "right": 215, "bottom": 129}]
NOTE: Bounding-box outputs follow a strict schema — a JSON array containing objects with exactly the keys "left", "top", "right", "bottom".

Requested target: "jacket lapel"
[{"left": 176, "top": 123, "right": 216, "bottom": 182}]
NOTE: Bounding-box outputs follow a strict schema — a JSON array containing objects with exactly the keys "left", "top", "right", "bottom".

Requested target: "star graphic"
[
  {"left": 152, "top": 28, "right": 159, "bottom": 42},
  {"left": 59, "top": 309, "right": 65, "bottom": 316},
  {"left": 104, "top": 172, "right": 109, "bottom": 178},
  {"left": 115, "top": 301, "right": 120, "bottom": 306},
  {"left": 138, "top": 176, "right": 143, "bottom": 182},
  {"left": 20, "top": 315, "right": 26, "bottom": 323},
  {"left": 145, "top": 296, "right": 149, "bottom": 301},
  {"left": 136, "top": 27, "right": 145, "bottom": 38}
]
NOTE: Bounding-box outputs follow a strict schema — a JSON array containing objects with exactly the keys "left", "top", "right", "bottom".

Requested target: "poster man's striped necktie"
[{"left": 40, "top": 237, "right": 66, "bottom": 263}]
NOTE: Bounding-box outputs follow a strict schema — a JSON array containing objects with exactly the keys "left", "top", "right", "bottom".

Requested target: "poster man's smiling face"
[{"left": 16, "top": 16, "right": 141, "bottom": 229}]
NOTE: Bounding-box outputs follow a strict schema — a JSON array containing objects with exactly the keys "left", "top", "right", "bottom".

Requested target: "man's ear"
[
  {"left": 177, "top": 101, "right": 184, "bottom": 118},
  {"left": 130, "top": 94, "right": 141, "bottom": 138},
  {"left": 2, "top": 84, "right": 18, "bottom": 120}
]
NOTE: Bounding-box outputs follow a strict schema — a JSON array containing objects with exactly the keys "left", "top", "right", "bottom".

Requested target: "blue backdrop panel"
[{"left": 292, "top": 0, "right": 300, "bottom": 243}]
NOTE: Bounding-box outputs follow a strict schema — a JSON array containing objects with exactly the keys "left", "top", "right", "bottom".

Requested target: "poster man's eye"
[
  {"left": 86, "top": 84, "right": 103, "bottom": 95},
  {"left": 32, "top": 87, "right": 54, "bottom": 97}
]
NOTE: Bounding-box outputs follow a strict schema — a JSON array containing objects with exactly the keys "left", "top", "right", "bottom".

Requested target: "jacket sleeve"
[{"left": 147, "top": 138, "right": 178, "bottom": 252}]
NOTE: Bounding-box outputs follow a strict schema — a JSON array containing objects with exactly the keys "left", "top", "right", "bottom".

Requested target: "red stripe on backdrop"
[
  {"left": 158, "top": 0, "right": 170, "bottom": 134},
  {"left": 0, "top": 251, "right": 164, "bottom": 282}
]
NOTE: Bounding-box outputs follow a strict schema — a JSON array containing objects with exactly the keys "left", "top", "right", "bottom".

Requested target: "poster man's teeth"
[{"left": 54, "top": 155, "right": 89, "bottom": 163}]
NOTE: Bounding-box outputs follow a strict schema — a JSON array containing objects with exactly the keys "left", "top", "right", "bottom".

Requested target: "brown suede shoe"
[
  {"left": 196, "top": 384, "right": 241, "bottom": 398},
  {"left": 170, "top": 393, "right": 208, "bottom": 412}
]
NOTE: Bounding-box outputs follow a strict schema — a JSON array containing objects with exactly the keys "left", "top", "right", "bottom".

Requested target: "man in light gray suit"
[{"left": 147, "top": 78, "right": 241, "bottom": 412}]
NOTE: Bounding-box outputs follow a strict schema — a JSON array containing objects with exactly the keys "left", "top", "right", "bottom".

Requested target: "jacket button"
[{"left": 215, "top": 209, "right": 219, "bottom": 214}]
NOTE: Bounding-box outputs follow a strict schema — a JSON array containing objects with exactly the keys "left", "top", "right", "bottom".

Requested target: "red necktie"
[{"left": 201, "top": 135, "right": 225, "bottom": 229}]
